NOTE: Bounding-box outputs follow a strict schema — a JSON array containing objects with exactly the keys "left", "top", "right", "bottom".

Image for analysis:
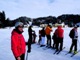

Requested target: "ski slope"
[{"left": 0, "top": 27, "right": 80, "bottom": 60}]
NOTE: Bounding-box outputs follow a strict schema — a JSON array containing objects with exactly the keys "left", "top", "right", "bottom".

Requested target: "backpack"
[{"left": 69, "top": 29, "right": 74, "bottom": 38}]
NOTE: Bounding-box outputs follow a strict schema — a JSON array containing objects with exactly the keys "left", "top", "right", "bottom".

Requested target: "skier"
[
  {"left": 69, "top": 26, "right": 78, "bottom": 54},
  {"left": 38, "top": 30, "right": 41, "bottom": 45},
  {"left": 52, "top": 29, "right": 58, "bottom": 49},
  {"left": 27, "top": 25, "right": 33, "bottom": 53},
  {"left": 56, "top": 25, "right": 64, "bottom": 52},
  {"left": 45, "top": 24, "right": 52, "bottom": 48},
  {"left": 40, "top": 27, "right": 46, "bottom": 47},
  {"left": 32, "top": 31, "right": 37, "bottom": 44},
  {"left": 11, "top": 22, "right": 26, "bottom": 60}
]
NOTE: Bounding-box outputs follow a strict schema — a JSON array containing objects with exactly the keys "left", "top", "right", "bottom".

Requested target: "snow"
[{"left": 0, "top": 27, "right": 80, "bottom": 60}]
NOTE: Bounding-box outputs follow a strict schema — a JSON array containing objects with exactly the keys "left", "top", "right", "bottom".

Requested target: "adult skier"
[
  {"left": 27, "top": 25, "right": 33, "bottom": 53},
  {"left": 11, "top": 22, "right": 26, "bottom": 60},
  {"left": 56, "top": 26, "right": 64, "bottom": 52},
  {"left": 52, "top": 29, "right": 58, "bottom": 49},
  {"left": 69, "top": 26, "right": 78, "bottom": 54},
  {"left": 45, "top": 24, "right": 52, "bottom": 48}
]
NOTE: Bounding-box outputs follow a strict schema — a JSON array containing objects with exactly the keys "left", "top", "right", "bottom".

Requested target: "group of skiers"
[
  {"left": 11, "top": 22, "right": 79, "bottom": 60},
  {"left": 38, "top": 24, "right": 78, "bottom": 54},
  {"left": 38, "top": 24, "right": 64, "bottom": 52}
]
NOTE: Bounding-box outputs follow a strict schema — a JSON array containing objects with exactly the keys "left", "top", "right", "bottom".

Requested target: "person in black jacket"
[
  {"left": 69, "top": 26, "right": 78, "bottom": 54},
  {"left": 52, "top": 29, "right": 58, "bottom": 49},
  {"left": 27, "top": 25, "right": 33, "bottom": 53},
  {"left": 40, "top": 27, "right": 46, "bottom": 47},
  {"left": 32, "top": 31, "right": 37, "bottom": 44},
  {"left": 38, "top": 30, "right": 41, "bottom": 45}
]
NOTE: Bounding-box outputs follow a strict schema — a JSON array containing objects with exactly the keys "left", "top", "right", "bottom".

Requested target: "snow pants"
[
  {"left": 56, "top": 38, "right": 63, "bottom": 51},
  {"left": 15, "top": 54, "right": 25, "bottom": 60},
  {"left": 70, "top": 39, "right": 77, "bottom": 51},
  {"left": 40, "top": 37, "right": 45, "bottom": 45},
  {"left": 46, "top": 35, "right": 51, "bottom": 47}
]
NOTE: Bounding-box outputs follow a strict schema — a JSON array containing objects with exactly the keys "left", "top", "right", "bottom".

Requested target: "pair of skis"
[
  {"left": 43, "top": 46, "right": 55, "bottom": 50},
  {"left": 43, "top": 46, "right": 51, "bottom": 50},
  {"left": 65, "top": 50, "right": 80, "bottom": 57},
  {"left": 53, "top": 47, "right": 65, "bottom": 54}
]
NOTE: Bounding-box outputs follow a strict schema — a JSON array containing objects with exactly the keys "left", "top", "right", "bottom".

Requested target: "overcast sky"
[{"left": 0, "top": 0, "right": 80, "bottom": 19}]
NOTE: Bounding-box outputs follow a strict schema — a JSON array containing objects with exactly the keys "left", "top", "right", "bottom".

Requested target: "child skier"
[
  {"left": 32, "top": 31, "right": 37, "bottom": 44},
  {"left": 40, "top": 27, "right": 46, "bottom": 47}
]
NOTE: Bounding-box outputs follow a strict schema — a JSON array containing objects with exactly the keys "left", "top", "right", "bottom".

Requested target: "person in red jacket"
[
  {"left": 11, "top": 22, "right": 26, "bottom": 60},
  {"left": 56, "top": 25, "right": 64, "bottom": 51}
]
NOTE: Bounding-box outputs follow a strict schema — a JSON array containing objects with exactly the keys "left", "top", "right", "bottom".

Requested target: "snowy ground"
[{"left": 0, "top": 27, "right": 80, "bottom": 60}]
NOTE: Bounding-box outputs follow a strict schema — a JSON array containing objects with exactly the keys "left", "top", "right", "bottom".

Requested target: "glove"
[
  {"left": 75, "top": 36, "right": 78, "bottom": 38},
  {"left": 25, "top": 42, "right": 28, "bottom": 45},
  {"left": 17, "top": 57, "right": 21, "bottom": 60},
  {"left": 74, "top": 36, "right": 78, "bottom": 38},
  {"left": 27, "top": 50, "right": 31, "bottom": 53}
]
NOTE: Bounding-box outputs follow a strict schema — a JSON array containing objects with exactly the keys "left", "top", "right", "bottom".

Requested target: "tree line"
[
  {"left": 0, "top": 11, "right": 31, "bottom": 28},
  {"left": 0, "top": 11, "right": 80, "bottom": 28}
]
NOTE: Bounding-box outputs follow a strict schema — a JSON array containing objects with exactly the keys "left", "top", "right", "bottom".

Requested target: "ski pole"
[{"left": 26, "top": 52, "right": 28, "bottom": 60}]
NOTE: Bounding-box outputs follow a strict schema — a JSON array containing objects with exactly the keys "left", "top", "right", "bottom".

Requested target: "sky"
[{"left": 0, "top": 0, "right": 80, "bottom": 20}]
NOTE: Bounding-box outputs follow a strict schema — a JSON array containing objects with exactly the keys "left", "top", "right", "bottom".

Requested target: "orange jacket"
[
  {"left": 45, "top": 26, "right": 52, "bottom": 35},
  {"left": 11, "top": 29, "right": 26, "bottom": 57}
]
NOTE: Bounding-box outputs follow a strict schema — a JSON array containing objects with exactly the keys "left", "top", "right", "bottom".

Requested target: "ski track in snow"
[{"left": 0, "top": 27, "right": 80, "bottom": 60}]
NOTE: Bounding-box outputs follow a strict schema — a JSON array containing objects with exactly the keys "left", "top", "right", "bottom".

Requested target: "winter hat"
[{"left": 15, "top": 22, "right": 24, "bottom": 28}]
